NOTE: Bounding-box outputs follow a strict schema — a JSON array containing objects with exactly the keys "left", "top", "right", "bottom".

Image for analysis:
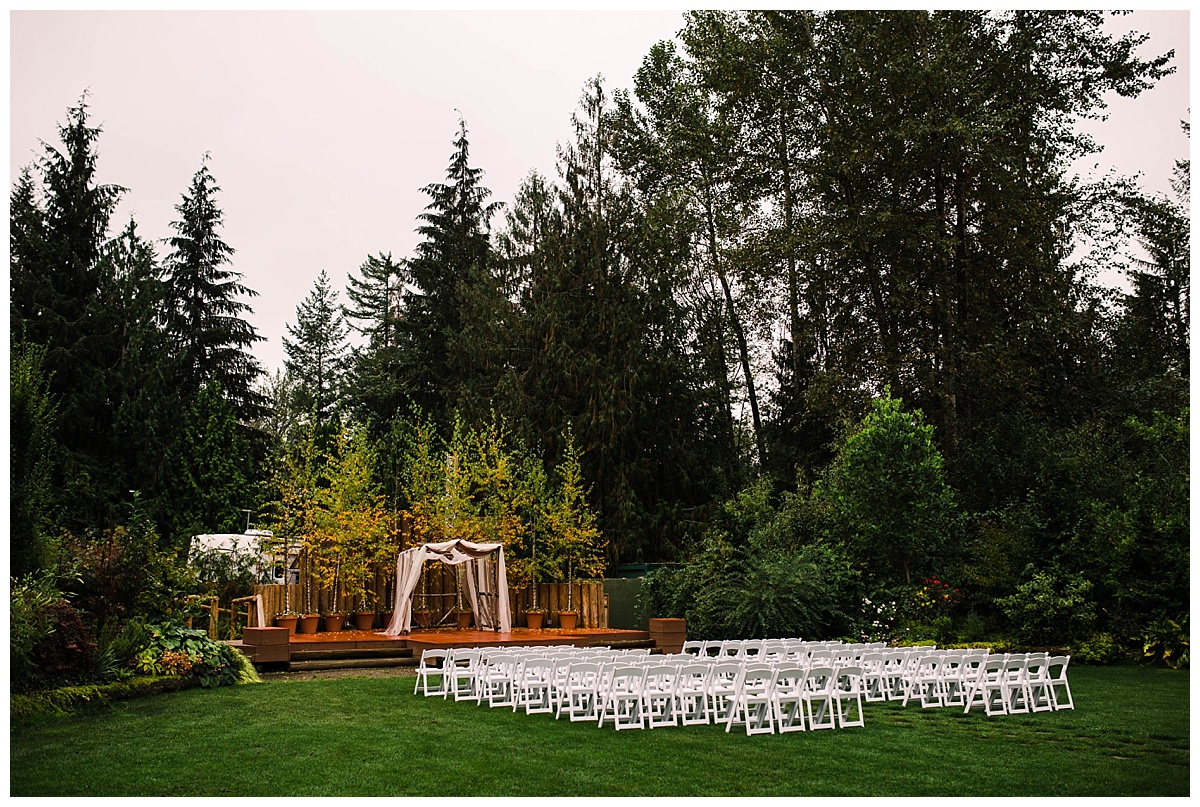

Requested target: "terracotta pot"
[
  {"left": 526, "top": 611, "right": 545, "bottom": 630},
  {"left": 352, "top": 611, "right": 375, "bottom": 630},
  {"left": 297, "top": 614, "right": 320, "bottom": 634},
  {"left": 323, "top": 613, "right": 346, "bottom": 632},
  {"left": 456, "top": 610, "right": 473, "bottom": 630},
  {"left": 274, "top": 615, "right": 299, "bottom": 636},
  {"left": 558, "top": 611, "right": 579, "bottom": 631}
]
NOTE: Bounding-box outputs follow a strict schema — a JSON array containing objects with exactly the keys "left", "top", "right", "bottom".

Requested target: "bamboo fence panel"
[{"left": 254, "top": 578, "right": 608, "bottom": 629}]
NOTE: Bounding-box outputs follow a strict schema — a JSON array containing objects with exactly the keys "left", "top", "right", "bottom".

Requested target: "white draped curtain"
[{"left": 383, "top": 539, "right": 511, "bottom": 635}]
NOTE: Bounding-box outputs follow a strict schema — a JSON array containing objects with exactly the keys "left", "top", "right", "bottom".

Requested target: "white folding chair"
[
  {"left": 598, "top": 664, "right": 648, "bottom": 730},
  {"left": 771, "top": 664, "right": 808, "bottom": 733},
  {"left": 682, "top": 640, "right": 705, "bottom": 656},
  {"left": 705, "top": 662, "right": 743, "bottom": 725},
  {"left": 513, "top": 656, "right": 556, "bottom": 714},
  {"left": 803, "top": 665, "right": 837, "bottom": 730},
  {"left": 480, "top": 653, "right": 520, "bottom": 708},
  {"left": 725, "top": 664, "right": 777, "bottom": 735},
  {"left": 938, "top": 652, "right": 967, "bottom": 708},
  {"left": 413, "top": 648, "right": 450, "bottom": 697},
  {"left": 882, "top": 650, "right": 909, "bottom": 701},
  {"left": 1002, "top": 656, "right": 1031, "bottom": 714},
  {"left": 834, "top": 665, "right": 865, "bottom": 728},
  {"left": 448, "top": 649, "right": 483, "bottom": 702},
  {"left": 903, "top": 653, "right": 945, "bottom": 708},
  {"left": 642, "top": 664, "right": 681, "bottom": 729},
  {"left": 1047, "top": 655, "right": 1074, "bottom": 711},
  {"left": 558, "top": 661, "right": 603, "bottom": 722},
  {"left": 963, "top": 655, "right": 1008, "bottom": 716},
  {"left": 674, "top": 663, "right": 712, "bottom": 726},
  {"left": 859, "top": 652, "right": 887, "bottom": 702}
]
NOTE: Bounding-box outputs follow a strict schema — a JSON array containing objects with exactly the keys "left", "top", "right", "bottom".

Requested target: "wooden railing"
[
  {"left": 251, "top": 581, "right": 609, "bottom": 629},
  {"left": 185, "top": 594, "right": 264, "bottom": 640}
]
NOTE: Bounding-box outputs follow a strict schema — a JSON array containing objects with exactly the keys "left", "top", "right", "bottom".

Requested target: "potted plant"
[
  {"left": 274, "top": 611, "right": 300, "bottom": 635},
  {"left": 297, "top": 612, "right": 320, "bottom": 633},
  {"left": 456, "top": 606, "right": 474, "bottom": 630},
  {"left": 545, "top": 431, "right": 606, "bottom": 634},
  {"left": 525, "top": 606, "right": 546, "bottom": 630},
  {"left": 322, "top": 611, "right": 345, "bottom": 632}
]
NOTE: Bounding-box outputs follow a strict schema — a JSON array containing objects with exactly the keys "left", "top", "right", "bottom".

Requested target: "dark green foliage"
[
  {"left": 642, "top": 482, "right": 860, "bottom": 639},
  {"left": 398, "top": 119, "right": 502, "bottom": 432},
  {"left": 161, "top": 382, "right": 258, "bottom": 543},
  {"left": 162, "top": 157, "right": 266, "bottom": 421},
  {"left": 996, "top": 566, "right": 1098, "bottom": 646},
  {"left": 284, "top": 269, "right": 348, "bottom": 431},
  {"left": 9, "top": 570, "right": 68, "bottom": 692},
  {"left": 10, "top": 341, "right": 59, "bottom": 577},
  {"left": 816, "top": 392, "right": 960, "bottom": 587},
  {"left": 134, "top": 621, "right": 260, "bottom": 688},
  {"left": 58, "top": 508, "right": 199, "bottom": 629},
  {"left": 343, "top": 252, "right": 409, "bottom": 433}
]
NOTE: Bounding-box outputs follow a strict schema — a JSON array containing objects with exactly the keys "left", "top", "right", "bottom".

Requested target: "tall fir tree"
[
  {"left": 163, "top": 155, "right": 266, "bottom": 421},
  {"left": 343, "top": 252, "right": 410, "bottom": 432},
  {"left": 400, "top": 119, "right": 502, "bottom": 432},
  {"left": 283, "top": 269, "right": 349, "bottom": 434}
]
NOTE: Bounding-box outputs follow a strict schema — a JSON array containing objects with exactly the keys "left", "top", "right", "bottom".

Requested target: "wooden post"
[{"left": 209, "top": 598, "right": 219, "bottom": 640}]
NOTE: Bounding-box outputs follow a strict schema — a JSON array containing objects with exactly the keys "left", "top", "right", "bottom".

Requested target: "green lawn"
[{"left": 9, "top": 663, "right": 1189, "bottom": 797}]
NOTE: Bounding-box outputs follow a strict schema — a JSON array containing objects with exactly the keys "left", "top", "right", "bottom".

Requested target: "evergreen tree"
[
  {"left": 343, "top": 252, "right": 408, "bottom": 430},
  {"left": 283, "top": 269, "right": 349, "bottom": 432},
  {"left": 399, "top": 119, "right": 502, "bottom": 431},
  {"left": 163, "top": 155, "right": 266, "bottom": 420},
  {"left": 10, "top": 342, "right": 60, "bottom": 577}
]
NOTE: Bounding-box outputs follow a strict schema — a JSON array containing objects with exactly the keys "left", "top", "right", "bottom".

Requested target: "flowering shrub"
[
  {"left": 858, "top": 596, "right": 902, "bottom": 643},
  {"left": 133, "top": 621, "right": 258, "bottom": 687},
  {"left": 914, "top": 578, "right": 961, "bottom": 617}
]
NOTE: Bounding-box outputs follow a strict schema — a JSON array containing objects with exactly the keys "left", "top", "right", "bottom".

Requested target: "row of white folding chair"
[
  {"left": 558, "top": 658, "right": 865, "bottom": 733},
  {"left": 722, "top": 663, "right": 865, "bottom": 735},
  {"left": 962, "top": 654, "right": 1073, "bottom": 715},
  {"left": 454, "top": 647, "right": 654, "bottom": 711}
]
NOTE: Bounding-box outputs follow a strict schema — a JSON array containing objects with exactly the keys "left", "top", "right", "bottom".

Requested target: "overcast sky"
[{"left": 8, "top": 9, "right": 1191, "bottom": 375}]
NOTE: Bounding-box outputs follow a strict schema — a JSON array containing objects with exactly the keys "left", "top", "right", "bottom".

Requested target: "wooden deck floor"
[{"left": 287, "top": 627, "right": 653, "bottom": 655}]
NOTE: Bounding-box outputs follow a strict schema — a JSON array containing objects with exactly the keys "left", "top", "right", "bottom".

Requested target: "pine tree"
[
  {"left": 163, "top": 155, "right": 266, "bottom": 420},
  {"left": 400, "top": 118, "right": 502, "bottom": 431},
  {"left": 283, "top": 269, "right": 348, "bottom": 431},
  {"left": 343, "top": 252, "right": 409, "bottom": 431}
]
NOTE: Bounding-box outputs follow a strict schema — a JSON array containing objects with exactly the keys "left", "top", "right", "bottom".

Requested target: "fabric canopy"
[{"left": 383, "top": 539, "right": 511, "bottom": 635}]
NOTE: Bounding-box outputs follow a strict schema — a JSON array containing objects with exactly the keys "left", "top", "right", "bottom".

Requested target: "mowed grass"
[{"left": 9, "top": 663, "right": 1188, "bottom": 797}]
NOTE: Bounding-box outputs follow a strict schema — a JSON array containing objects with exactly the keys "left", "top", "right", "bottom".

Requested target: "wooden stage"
[{"left": 287, "top": 626, "right": 653, "bottom": 656}]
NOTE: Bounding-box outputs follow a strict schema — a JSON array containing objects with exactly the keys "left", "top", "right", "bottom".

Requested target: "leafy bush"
[
  {"left": 134, "top": 621, "right": 260, "bottom": 687},
  {"left": 641, "top": 482, "right": 860, "bottom": 640},
  {"left": 92, "top": 618, "right": 152, "bottom": 682},
  {"left": 996, "top": 566, "right": 1097, "bottom": 645},
  {"left": 10, "top": 570, "right": 67, "bottom": 692},
  {"left": 815, "top": 391, "right": 960, "bottom": 587},
  {"left": 58, "top": 514, "right": 199, "bottom": 628},
  {"left": 1142, "top": 615, "right": 1189, "bottom": 669},
  {"left": 33, "top": 601, "right": 98, "bottom": 687},
  {"left": 1075, "top": 632, "right": 1124, "bottom": 664}
]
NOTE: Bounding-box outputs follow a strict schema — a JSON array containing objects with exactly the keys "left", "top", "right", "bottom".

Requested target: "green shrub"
[
  {"left": 642, "top": 482, "right": 860, "bottom": 640},
  {"left": 1142, "top": 614, "right": 1189, "bottom": 669},
  {"left": 1075, "top": 632, "right": 1124, "bottom": 664},
  {"left": 9, "top": 570, "right": 64, "bottom": 691},
  {"left": 135, "top": 621, "right": 260, "bottom": 687},
  {"left": 996, "top": 566, "right": 1097, "bottom": 645}
]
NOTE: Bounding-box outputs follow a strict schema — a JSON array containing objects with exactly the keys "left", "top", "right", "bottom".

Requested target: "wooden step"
[
  {"left": 289, "top": 647, "right": 415, "bottom": 662},
  {"left": 288, "top": 656, "right": 419, "bottom": 671}
]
